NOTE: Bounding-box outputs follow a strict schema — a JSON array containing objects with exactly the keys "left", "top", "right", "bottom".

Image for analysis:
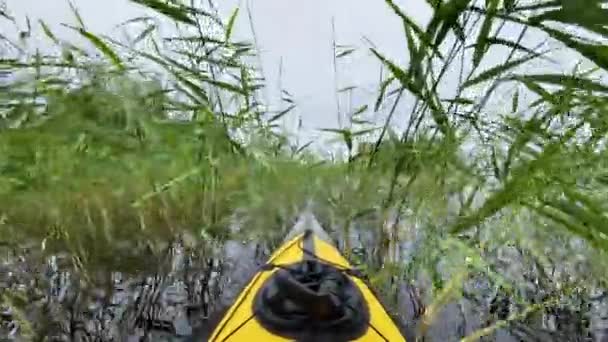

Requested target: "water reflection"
[{"left": 1, "top": 217, "right": 607, "bottom": 340}]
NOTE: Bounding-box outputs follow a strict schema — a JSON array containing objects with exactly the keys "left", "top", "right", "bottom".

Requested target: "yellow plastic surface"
[
  {"left": 208, "top": 233, "right": 406, "bottom": 341},
  {"left": 314, "top": 236, "right": 406, "bottom": 342}
]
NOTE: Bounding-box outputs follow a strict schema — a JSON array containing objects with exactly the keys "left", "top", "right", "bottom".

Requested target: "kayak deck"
[{"left": 209, "top": 211, "right": 406, "bottom": 341}]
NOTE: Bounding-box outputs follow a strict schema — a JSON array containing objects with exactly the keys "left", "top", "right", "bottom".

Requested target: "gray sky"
[
  {"left": 2, "top": 0, "right": 589, "bottom": 147},
  {"left": 222, "top": 0, "right": 424, "bottom": 131}
]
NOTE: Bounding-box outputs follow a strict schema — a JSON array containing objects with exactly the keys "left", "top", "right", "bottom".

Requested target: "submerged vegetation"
[{"left": 1, "top": 0, "right": 608, "bottom": 340}]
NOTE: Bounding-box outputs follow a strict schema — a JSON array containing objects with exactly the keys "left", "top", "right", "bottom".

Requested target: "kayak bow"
[{"left": 209, "top": 211, "right": 406, "bottom": 341}]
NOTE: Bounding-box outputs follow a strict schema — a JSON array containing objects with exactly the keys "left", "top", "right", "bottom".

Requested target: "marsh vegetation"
[{"left": 1, "top": 0, "right": 608, "bottom": 340}]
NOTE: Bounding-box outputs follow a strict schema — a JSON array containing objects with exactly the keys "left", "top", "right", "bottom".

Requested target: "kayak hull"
[{"left": 209, "top": 212, "right": 406, "bottom": 341}]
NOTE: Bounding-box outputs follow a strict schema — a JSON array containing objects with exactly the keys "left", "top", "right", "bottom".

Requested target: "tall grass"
[{"left": 1, "top": 0, "right": 608, "bottom": 340}]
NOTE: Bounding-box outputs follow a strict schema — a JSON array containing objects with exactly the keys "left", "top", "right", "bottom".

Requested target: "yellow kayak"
[{"left": 209, "top": 211, "right": 407, "bottom": 341}]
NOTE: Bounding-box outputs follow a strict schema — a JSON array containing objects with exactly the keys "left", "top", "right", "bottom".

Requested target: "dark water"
[{"left": 1, "top": 225, "right": 606, "bottom": 341}]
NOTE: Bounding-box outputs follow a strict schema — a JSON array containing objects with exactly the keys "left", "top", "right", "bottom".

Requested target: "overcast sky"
[{"left": 2, "top": 0, "right": 586, "bottom": 146}]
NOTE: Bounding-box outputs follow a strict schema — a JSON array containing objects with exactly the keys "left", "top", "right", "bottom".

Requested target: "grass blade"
[
  {"left": 442, "top": 97, "right": 475, "bottom": 105},
  {"left": 541, "top": 25, "right": 608, "bottom": 70},
  {"left": 321, "top": 128, "right": 354, "bottom": 151},
  {"left": 132, "top": 23, "right": 156, "bottom": 44},
  {"left": 420, "top": 270, "right": 467, "bottom": 338},
  {"left": 429, "top": 0, "right": 473, "bottom": 47},
  {"left": 512, "top": 88, "right": 519, "bottom": 112},
  {"left": 461, "top": 52, "right": 540, "bottom": 89},
  {"left": 484, "top": 37, "right": 543, "bottom": 57},
  {"left": 68, "top": 1, "right": 86, "bottom": 28},
  {"left": 225, "top": 7, "right": 239, "bottom": 42},
  {"left": 529, "top": 3, "right": 608, "bottom": 37},
  {"left": 295, "top": 141, "right": 313, "bottom": 155},
  {"left": 336, "top": 48, "right": 356, "bottom": 58},
  {"left": 116, "top": 16, "right": 155, "bottom": 28},
  {"left": 473, "top": 0, "right": 499, "bottom": 67},
  {"left": 65, "top": 25, "right": 124, "bottom": 71},
  {"left": 503, "top": 0, "right": 516, "bottom": 12},
  {"left": 372, "top": 49, "right": 424, "bottom": 99},
  {"left": 516, "top": 78, "right": 553, "bottom": 105},
  {"left": 385, "top": 0, "right": 443, "bottom": 59},
  {"left": 268, "top": 104, "right": 295, "bottom": 123},
  {"left": 375, "top": 76, "right": 394, "bottom": 112},
  {"left": 404, "top": 24, "right": 424, "bottom": 88},
  {"left": 352, "top": 104, "right": 369, "bottom": 116},
  {"left": 372, "top": 48, "right": 449, "bottom": 136},
  {"left": 0, "top": 9, "right": 14, "bottom": 22},
  {"left": 529, "top": 202, "right": 605, "bottom": 250},
  {"left": 510, "top": 74, "right": 608, "bottom": 93},
  {"left": 203, "top": 78, "right": 248, "bottom": 96},
  {"left": 38, "top": 20, "right": 59, "bottom": 45},
  {"left": 129, "top": 0, "right": 195, "bottom": 25}
]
